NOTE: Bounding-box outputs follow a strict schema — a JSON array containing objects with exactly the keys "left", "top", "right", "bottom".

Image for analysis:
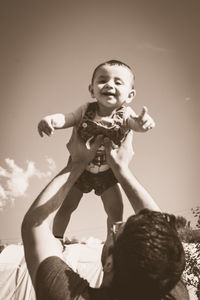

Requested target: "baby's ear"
[
  {"left": 126, "top": 89, "right": 136, "bottom": 104},
  {"left": 88, "top": 84, "right": 95, "bottom": 98}
]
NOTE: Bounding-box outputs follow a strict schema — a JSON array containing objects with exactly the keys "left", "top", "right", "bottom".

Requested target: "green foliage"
[{"left": 181, "top": 207, "right": 200, "bottom": 299}]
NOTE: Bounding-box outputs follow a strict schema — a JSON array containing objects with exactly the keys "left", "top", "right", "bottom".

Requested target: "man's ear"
[
  {"left": 88, "top": 84, "right": 95, "bottom": 98},
  {"left": 126, "top": 89, "right": 136, "bottom": 104},
  {"left": 101, "top": 254, "right": 114, "bottom": 287},
  {"left": 103, "top": 255, "right": 114, "bottom": 273}
]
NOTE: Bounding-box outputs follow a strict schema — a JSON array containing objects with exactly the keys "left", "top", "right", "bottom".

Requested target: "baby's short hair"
[{"left": 91, "top": 59, "right": 135, "bottom": 87}]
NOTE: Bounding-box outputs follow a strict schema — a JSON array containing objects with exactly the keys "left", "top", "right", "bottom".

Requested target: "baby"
[{"left": 38, "top": 60, "right": 155, "bottom": 239}]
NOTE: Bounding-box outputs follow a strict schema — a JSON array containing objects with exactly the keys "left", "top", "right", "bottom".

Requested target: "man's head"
[
  {"left": 102, "top": 209, "right": 185, "bottom": 300},
  {"left": 89, "top": 60, "right": 136, "bottom": 113}
]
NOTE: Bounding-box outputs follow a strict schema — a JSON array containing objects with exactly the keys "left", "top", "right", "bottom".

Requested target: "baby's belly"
[{"left": 86, "top": 163, "right": 110, "bottom": 174}]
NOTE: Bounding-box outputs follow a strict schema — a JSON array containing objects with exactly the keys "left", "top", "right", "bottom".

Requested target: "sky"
[{"left": 0, "top": 0, "right": 199, "bottom": 243}]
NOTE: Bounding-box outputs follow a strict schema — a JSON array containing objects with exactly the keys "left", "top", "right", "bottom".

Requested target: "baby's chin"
[{"left": 99, "top": 97, "right": 119, "bottom": 107}]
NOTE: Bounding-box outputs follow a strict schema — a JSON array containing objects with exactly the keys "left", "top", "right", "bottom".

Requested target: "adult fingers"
[
  {"left": 118, "top": 132, "right": 134, "bottom": 156},
  {"left": 103, "top": 137, "right": 118, "bottom": 151},
  {"left": 120, "top": 132, "right": 134, "bottom": 161},
  {"left": 103, "top": 137, "right": 112, "bottom": 151},
  {"left": 122, "top": 131, "right": 133, "bottom": 147},
  {"left": 90, "top": 135, "right": 104, "bottom": 152},
  {"left": 85, "top": 136, "right": 94, "bottom": 150}
]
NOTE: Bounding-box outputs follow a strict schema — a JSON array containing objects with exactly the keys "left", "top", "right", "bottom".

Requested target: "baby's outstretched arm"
[
  {"left": 38, "top": 114, "right": 66, "bottom": 137},
  {"left": 38, "top": 103, "right": 88, "bottom": 137},
  {"left": 38, "top": 113, "right": 77, "bottom": 137},
  {"left": 127, "top": 106, "right": 155, "bottom": 133}
]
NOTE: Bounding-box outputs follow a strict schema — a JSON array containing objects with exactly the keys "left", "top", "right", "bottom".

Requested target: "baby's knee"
[{"left": 106, "top": 205, "right": 123, "bottom": 219}]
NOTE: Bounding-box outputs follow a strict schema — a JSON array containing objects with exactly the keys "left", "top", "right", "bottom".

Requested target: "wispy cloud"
[
  {"left": 137, "top": 42, "right": 170, "bottom": 53},
  {"left": 0, "top": 158, "right": 56, "bottom": 210},
  {"left": 46, "top": 157, "right": 56, "bottom": 171}
]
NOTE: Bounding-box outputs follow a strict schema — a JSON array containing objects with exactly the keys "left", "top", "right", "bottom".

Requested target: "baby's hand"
[
  {"left": 38, "top": 116, "right": 55, "bottom": 137},
  {"left": 128, "top": 106, "right": 155, "bottom": 132}
]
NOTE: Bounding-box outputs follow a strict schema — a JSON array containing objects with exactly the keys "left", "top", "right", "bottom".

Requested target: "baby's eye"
[
  {"left": 115, "top": 80, "right": 123, "bottom": 85},
  {"left": 98, "top": 80, "right": 107, "bottom": 84}
]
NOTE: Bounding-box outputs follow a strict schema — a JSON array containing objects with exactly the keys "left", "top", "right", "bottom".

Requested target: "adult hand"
[
  {"left": 104, "top": 131, "right": 134, "bottom": 169},
  {"left": 67, "top": 128, "right": 103, "bottom": 167}
]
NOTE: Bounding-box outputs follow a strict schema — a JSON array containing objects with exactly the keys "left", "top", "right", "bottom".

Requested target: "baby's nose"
[{"left": 105, "top": 81, "right": 115, "bottom": 88}]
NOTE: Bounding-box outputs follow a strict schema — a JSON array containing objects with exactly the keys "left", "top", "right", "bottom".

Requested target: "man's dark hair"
[
  {"left": 91, "top": 59, "right": 135, "bottom": 87},
  {"left": 112, "top": 209, "right": 185, "bottom": 300}
]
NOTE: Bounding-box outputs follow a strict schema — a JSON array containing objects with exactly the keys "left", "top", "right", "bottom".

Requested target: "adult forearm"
[
  {"left": 112, "top": 164, "right": 160, "bottom": 213},
  {"left": 22, "top": 162, "right": 85, "bottom": 229}
]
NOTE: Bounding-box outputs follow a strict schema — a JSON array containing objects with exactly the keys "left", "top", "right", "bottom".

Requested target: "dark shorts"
[
  {"left": 35, "top": 256, "right": 90, "bottom": 300},
  {"left": 75, "top": 168, "right": 118, "bottom": 196}
]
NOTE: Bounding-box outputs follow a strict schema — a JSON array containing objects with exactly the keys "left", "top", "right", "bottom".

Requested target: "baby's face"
[{"left": 89, "top": 65, "right": 135, "bottom": 114}]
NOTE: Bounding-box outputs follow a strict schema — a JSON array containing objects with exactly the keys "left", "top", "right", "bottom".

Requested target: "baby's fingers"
[
  {"left": 38, "top": 122, "right": 45, "bottom": 137},
  {"left": 46, "top": 123, "right": 54, "bottom": 136},
  {"left": 142, "top": 118, "right": 155, "bottom": 130},
  {"left": 38, "top": 121, "right": 54, "bottom": 137},
  {"left": 137, "top": 106, "right": 148, "bottom": 123},
  {"left": 38, "top": 128, "right": 44, "bottom": 137}
]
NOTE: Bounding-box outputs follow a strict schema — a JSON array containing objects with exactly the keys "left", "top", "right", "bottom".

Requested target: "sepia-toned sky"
[{"left": 0, "top": 0, "right": 199, "bottom": 242}]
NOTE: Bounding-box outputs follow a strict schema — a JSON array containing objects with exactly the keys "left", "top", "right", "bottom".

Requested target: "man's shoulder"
[{"left": 35, "top": 256, "right": 91, "bottom": 300}]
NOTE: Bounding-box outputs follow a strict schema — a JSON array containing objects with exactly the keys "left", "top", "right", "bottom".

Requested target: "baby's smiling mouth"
[{"left": 102, "top": 91, "right": 116, "bottom": 96}]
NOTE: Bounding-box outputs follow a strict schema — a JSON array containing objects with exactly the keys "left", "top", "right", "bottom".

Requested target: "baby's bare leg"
[
  {"left": 53, "top": 185, "right": 83, "bottom": 238},
  {"left": 101, "top": 184, "right": 123, "bottom": 238}
]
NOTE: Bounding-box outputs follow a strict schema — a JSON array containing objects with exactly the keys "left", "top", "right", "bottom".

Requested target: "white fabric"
[
  {"left": 1, "top": 241, "right": 194, "bottom": 299},
  {"left": 0, "top": 245, "right": 35, "bottom": 300},
  {"left": 63, "top": 238, "right": 104, "bottom": 288},
  {"left": 0, "top": 240, "right": 104, "bottom": 300}
]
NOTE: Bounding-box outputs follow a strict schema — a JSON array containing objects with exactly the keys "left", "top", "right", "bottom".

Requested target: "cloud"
[
  {"left": 0, "top": 158, "right": 56, "bottom": 210},
  {"left": 0, "top": 185, "right": 7, "bottom": 210},
  {"left": 46, "top": 157, "right": 56, "bottom": 171}
]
